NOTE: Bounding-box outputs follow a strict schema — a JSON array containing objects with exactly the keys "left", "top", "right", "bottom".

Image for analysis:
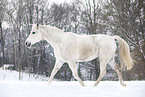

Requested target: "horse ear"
[{"left": 37, "top": 23, "right": 39, "bottom": 29}]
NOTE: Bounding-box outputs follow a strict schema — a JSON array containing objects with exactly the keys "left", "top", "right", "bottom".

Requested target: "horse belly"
[
  {"left": 76, "top": 45, "right": 98, "bottom": 62},
  {"left": 77, "top": 53, "right": 98, "bottom": 62}
]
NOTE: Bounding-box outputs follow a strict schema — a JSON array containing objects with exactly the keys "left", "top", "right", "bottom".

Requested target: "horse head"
[{"left": 25, "top": 23, "right": 43, "bottom": 47}]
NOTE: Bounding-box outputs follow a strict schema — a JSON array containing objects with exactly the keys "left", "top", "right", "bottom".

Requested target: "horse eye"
[{"left": 32, "top": 32, "right": 35, "bottom": 34}]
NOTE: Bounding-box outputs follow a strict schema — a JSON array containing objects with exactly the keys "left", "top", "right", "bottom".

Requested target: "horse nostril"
[
  {"left": 25, "top": 42, "right": 28, "bottom": 46},
  {"left": 25, "top": 41, "right": 31, "bottom": 47},
  {"left": 28, "top": 43, "right": 31, "bottom": 47}
]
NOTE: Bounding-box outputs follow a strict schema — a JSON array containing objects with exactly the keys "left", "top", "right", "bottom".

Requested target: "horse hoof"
[
  {"left": 82, "top": 84, "right": 86, "bottom": 87},
  {"left": 122, "top": 84, "right": 127, "bottom": 87},
  {"left": 93, "top": 83, "right": 98, "bottom": 87},
  {"left": 48, "top": 81, "right": 52, "bottom": 85}
]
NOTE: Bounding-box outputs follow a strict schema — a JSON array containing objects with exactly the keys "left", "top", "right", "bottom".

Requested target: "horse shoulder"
[{"left": 53, "top": 32, "right": 78, "bottom": 61}]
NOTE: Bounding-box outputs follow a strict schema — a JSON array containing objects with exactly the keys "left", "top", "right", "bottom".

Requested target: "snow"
[
  {"left": 0, "top": 68, "right": 145, "bottom": 97},
  {"left": 0, "top": 67, "right": 49, "bottom": 81}
]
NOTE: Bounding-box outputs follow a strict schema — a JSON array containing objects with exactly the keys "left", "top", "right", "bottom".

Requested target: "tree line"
[{"left": 0, "top": 0, "right": 145, "bottom": 81}]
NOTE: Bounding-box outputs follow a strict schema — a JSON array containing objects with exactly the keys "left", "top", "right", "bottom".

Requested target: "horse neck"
[{"left": 40, "top": 26, "right": 65, "bottom": 48}]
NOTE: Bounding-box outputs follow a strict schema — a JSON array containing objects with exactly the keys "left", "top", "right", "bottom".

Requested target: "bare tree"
[
  {"left": 103, "top": 0, "right": 145, "bottom": 62},
  {"left": 101, "top": 0, "right": 145, "bottom": 80},
  {"left": 6, "top": 0, "right": 26, "bottom": 79},
  {"left": 76, "top": 0, "right": 108, "bottom": 34},
  {"left": 0, "top": 0, "right": 8, "bottom": 66}
]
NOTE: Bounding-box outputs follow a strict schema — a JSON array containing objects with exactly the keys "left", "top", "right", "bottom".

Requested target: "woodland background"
[{"left": 0, "top": 0, "right": 145, "bottom": 81}]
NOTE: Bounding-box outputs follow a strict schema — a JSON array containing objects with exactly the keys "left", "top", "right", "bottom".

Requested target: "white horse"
[{"left": 25, "top": 24, "right": 134, "bottom": 87}]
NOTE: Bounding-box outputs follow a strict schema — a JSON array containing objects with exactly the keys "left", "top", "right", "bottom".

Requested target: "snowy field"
[{"left": 0, "top": 68, "right": 145, "bottom": 97}]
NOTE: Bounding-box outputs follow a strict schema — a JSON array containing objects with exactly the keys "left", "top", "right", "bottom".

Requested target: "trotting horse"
[{"left": 25, "top": 24, "right": 134, "bottom": 87}]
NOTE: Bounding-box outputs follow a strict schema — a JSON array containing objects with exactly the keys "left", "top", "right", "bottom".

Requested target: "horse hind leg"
[
  {"left": 94, "top": 59, "right": 108, "bottom": 87},
  {"left": 109, "top": 58, "right": 127, "bottom": 87}
]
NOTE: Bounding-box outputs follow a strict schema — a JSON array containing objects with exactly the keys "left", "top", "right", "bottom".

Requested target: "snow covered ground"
[{"left": 0, "top": 67, "right": 145, "bottom": 97}]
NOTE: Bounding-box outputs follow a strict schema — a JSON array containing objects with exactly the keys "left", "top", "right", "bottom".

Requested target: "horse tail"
[{"left": 114, "top": 36, "right": 134, "bottom": 70}]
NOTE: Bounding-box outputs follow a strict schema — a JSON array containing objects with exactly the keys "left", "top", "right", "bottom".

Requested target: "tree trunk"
[{"left": 0, "top": 22, "right": 4, "bottom": 66}]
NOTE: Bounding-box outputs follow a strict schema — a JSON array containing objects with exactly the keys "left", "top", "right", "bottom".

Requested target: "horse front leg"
[
  {"left": 68, "top": 61, "right": 86, "bottom": 87},
  {"left": 48, "top": 59, "right": 64, "bottom": 85}
]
